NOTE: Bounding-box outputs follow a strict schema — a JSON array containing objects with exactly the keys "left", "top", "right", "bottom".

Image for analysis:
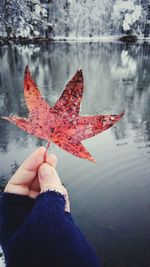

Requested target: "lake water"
[{"left": 0, "top": 41, "right": 150, "bottom": 267}]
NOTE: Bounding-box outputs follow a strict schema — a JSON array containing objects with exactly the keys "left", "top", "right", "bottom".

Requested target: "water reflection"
[{"left": 0, "top": 41, "right": 150, "bottom": 267}]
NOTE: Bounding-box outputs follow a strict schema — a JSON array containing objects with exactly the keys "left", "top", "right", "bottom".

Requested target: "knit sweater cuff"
[
  {"left": 32, "top": 190, "right": 66, "bottom": 215},
  {"left": 1, "top": 192, "right": 35, "bottom": 213}
]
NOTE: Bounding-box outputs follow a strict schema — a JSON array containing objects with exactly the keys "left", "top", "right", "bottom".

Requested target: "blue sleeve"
[
  {"left": 0, "top": 191, "right": 101, "bottom": 267},
  {"left": 0, "top": 193, "right": 34, "bottom": 254}
]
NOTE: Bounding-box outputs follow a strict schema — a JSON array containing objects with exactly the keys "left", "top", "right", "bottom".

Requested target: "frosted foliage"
[
  {"left": 49, "top": 0, "right": 114, "bottom": 37},
  {"left": 0, "top": 0, "right": 49, "bottom": 38},
  {"left": 112, "top": 0, "right": 144, "bottom": 33},
  {"left": 0, "top": 0, "right": 150, "bottom": 39},
  {"left": 132, "top": 6, "right": 142, "bottom": 22},
  {"left": 0, "top": 4, "right": 6, "bottom": 37},
  {"left": 114, "top": 0, "right": 135, "bottom": 12},
  {"left": 34, "top": 4, "right": 47, "bottom": 18}
]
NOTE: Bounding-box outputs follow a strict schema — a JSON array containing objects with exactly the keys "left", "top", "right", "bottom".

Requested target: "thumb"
[{"left": 38, "top": 163, "right": 64, "bottom": 194}]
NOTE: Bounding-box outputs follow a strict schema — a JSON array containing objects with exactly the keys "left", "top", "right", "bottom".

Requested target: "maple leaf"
[{"left": 1, "top": 66, "right": 124, "bottom": 163}]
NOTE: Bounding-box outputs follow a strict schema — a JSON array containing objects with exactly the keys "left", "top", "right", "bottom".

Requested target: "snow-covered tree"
[
  {"left": 0, "top": 0, "right": 150, "bottom": 40},
  {"left": 48, "top": 0, "right": 70, "bottom": 38},
  {"left": 0, "top": 0, "right": 52, "bottom": 39},
  {"left": 49, "top": 0, "right": 114, "bottom": 38},
  {"left": 28, "top": 0, "right": 52, "bottom": 37},
  {"left": 112, "top": 0, "right": 146, "bottom": 35},
  {"left": 0, "top": 2, "right": 6, "bottom": 37},
  {"left": 140, "top": 1, "right": 150, "bottom": 37}
]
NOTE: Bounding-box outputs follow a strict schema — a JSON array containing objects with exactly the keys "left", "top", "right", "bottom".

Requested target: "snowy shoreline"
[
  {"left": 0, "top": 36, "right": 54, "bottom": 46},
  {"left": 0, "top": 35, "right": 150, "bottom": 46}
]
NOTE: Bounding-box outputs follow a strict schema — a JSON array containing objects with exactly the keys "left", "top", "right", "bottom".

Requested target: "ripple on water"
[{"left": 0, "top": 42, "right": 150, "bottom": 267}]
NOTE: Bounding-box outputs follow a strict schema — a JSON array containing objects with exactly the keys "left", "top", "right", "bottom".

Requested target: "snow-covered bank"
[
  {"left": 51, "top": 35, "right": 150, "bottom": 42},
  {"left": 1, "top": 35, "right": 150, "bottom": 46},
  {"left": 0, "top": 36, "right": 53, "bottom": 46}
]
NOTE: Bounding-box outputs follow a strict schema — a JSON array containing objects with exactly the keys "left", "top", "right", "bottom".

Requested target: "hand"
[{"left": 4, "top": 147, "right": 70, "bottom": 212}]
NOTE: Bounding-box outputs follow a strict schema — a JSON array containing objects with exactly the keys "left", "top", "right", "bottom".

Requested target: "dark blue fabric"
[{"left": 0, "top": 191, "right": 101, "bottom": 267}]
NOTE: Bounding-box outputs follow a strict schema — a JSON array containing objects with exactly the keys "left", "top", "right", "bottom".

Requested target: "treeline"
[{"left": 0, "top": 0, "right": 150, "bottom": 42}]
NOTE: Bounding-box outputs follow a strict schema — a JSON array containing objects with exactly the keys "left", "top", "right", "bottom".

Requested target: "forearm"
[
  {"left": 0, "top": 193, "right": 34, "bottom": 249},
  {"left": 1, "top": 191, "right": 100, "bottom": 267}
]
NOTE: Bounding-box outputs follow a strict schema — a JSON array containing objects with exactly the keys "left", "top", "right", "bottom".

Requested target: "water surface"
[{"left": 0, "top": 41, "right": 150, "bottom": 267}]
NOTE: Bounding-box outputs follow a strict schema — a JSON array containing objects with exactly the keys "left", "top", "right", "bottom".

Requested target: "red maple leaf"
[{"left": 1, "top": 66, "right": 124, "bottom": 163}]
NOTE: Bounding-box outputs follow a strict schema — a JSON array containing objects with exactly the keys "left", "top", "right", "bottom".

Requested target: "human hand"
[{"left": 4, "top": 147, "right": 70, "bottom": 212}]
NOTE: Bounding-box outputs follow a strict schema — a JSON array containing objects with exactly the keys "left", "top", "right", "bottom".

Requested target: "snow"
[
  {"left": 112, "top": 0, "right": 145, "bottom": 34},
  {"left": 132, "top": 5, "right": 142, "bottom": 23},
  {"left": 0, "top": 0, "right": 50, "bottom": 39},
  {"left": 122, "top": 4, "right": 142, "bottom": 31},
  {"left": 34, "top": 4, "right": 47, "bottom": 17},
  {"left": 123, "top": 14, "right": 132, "bottom": 31},
  {"left": 114, "top": 0, "right": 135, "bottom": 13},
  {"left": 33, "top": 30, "right": 40, "bottom": 36},
  {"left": 0, "top": 1, "right": 149, "bottom": 41},
  {"left": 53, "top": 36, "right": 119, "bottom": 42},
  {"left": 49, "top": 0, "right": 114, "bottom": 37},
  {"left": 0, "top": 247, "right": 5, "bottom": 267}
]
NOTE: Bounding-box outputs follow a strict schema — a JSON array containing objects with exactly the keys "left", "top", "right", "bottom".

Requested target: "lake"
[{"left": 0, "top": 41, "right": 150, "bottom": 267}]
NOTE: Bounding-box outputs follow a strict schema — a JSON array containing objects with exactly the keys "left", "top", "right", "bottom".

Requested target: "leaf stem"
[{"left": 44, "top": 141, "right": 51, "bottom": 162}]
